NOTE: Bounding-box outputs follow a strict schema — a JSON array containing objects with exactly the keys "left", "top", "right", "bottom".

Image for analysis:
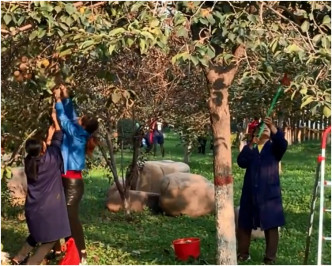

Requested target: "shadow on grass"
[
  {"left": 81, "top": 175, "right": 217, "bottom": 265},
  {"left": 1, "top": 222, "right": 28, "bottom": 258}
]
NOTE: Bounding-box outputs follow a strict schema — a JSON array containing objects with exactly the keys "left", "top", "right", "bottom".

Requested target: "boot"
[{"left": 12, "top": 242, "right": 34, "bottom": 264}]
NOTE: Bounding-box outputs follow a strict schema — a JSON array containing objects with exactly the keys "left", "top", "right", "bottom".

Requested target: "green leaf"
[
  {"left": 223, "top": 53, "right": 233, "bottom": 62},
  {"left": 40, "top": 2, "right": 53, "bottom": 12},
  {"left": 108, "top": 44, "right": 116, "bottom": 55},
  {"left": 323, "top": 106, "right": 331, "bottom": 117},
  {"left": 285, "top": 44, "right": 303, "bottom": 53},
  {"left": 55, "top": 6, "right": 62, "bottom": 13},
  {"left": 300, "top": 86, "right": 307, "bottom": 95},
  {"left": 130, "top": 2, "right": 144, "bottom": 12},
  {"left": 300, "top": 96, "right": 314, "bottom": 109},
  {"left": 199, "top": 18, "right": 209, "bottom": 26},
  {"left": 321, "top": 36, "right": 330, "bottom": 49},
  {"left": 109, "top": 28, "right": 126, "bottom": 36},
  {"left": 65, "top": 4, "right": 76, "bottom": 15},
  {"left": 141, "top": 31, "right": 154, "bottom": 40},
  {"left": 112, "top": 92, "right": 121, "bottom": 104},
  {"left": 198, "top": 57, "right": 209, "bottom": 67},
  {"left": 17, "top": 16, "right": 25, "bottom": 26},
  {"left": 271, "top": 39, "right": 278, "bottom": 53},
  {"left": 66, "top": 17, "right": 74, "bottom": 27},
  {"left": 73, "top": 34, "right": 84, "bottom": 40},
  {"left": 206, "top": 14, "right": 215, "bottom": 25},
  {"left": 3, "top": 14, "right": 12, "bottom": 25},
  {"left": 139, "top": 39, "right": 146, "bottom": 53},
  {"left": 176, "top": 26, "right": 188, "bottom": 38},
  {"left": 59, "top": 49, "right": 72, "bottom": 57},
  {"left": 126, "top": 38, "right": 135, "bottom": 47},
  {"left": 46, "top": 78, "right": 56, "bottom": 90},
  {"left": 271, "top": 23, "right": 279, "bottom": 31},
  {"left": 29, "top": 30, "right": 38, "bottom": 40},
  {"left": 322, "top": 15, "right": 331, "bottom": 25},
  {"left": 150, "top": 19, "right": 159, "bottom": 28},
  {"left": 248, "top": 14, "right": 257, "bottom": 23},
  {"left": 59, "top": 22, "right": 69, "bottom": 31},
  {"left": 207, "top": 45, "right": 215, "bottom": 58},
  {"left": 3, "top": 167, "right": 12, "bottom": 179},
  {"left": 174, "top": 13, "right": 186, "bottom": 26},
  {"left": 38, "top": 29, "right": 46, "bottom": 38},
  {"left": 80, "top": 40, "right": 95, "bottom": 49},
  {"left": 190, "top": 55, "right": 199, "bottom": 66},
  {"left": 300, "top": 20, "right": 310, "bottom": 33},
  {"left": 228, "top": 33, "right": 236, "bottom": 42},
  {"left": 171, "top": 54, "right": 180, "bottom": 64},
  {"left": 312, "top": 34, "right": 322, "bottom": 45},
  {"left": 214, "top": 11, "right": 225, "bottom": 23}
]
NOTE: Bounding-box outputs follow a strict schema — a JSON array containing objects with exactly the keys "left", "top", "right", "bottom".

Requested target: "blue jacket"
[
  {"left": 237, "top": 129, "right": 288, "bottom": 230},
  {"left": 55, "top": 98, "right": 90, "bottom": 174}
]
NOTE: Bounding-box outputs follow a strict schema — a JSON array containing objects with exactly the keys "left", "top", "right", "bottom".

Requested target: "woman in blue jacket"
[
  {"left": 237, "top": 117, "right": 288, "bottom": 264},
  {"left": 54, "top": 86, "right": 98, "bottom": 263}
]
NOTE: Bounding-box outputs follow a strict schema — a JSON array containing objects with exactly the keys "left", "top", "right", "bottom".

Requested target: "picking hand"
[
  {"left": 263, "top": 117, "right": 277, "bottom": 134},
  {"left": 53, "top": 88, "right": 61, "bottom": 101},
  {"left": 249, "top": 136, "right": 259, "bottom": 149},
  {"left": 60, "top": 84, "right": 69, "bottom": 98}
]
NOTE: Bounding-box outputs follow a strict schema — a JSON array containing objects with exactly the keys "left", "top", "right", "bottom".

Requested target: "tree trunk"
[
  {"left": 126, "top": 125, "right": 144, "bottom": 190},
  {"left": 206, "top": 45, "right": 245, "bottom": 265}
]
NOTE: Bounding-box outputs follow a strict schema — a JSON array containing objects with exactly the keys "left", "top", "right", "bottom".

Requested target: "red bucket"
[{"left": 172, "top": 237, "right": 200, "bottom": 261}]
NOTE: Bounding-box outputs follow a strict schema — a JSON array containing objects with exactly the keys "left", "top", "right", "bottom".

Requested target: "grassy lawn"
[{"left": 1, "top": 132, "right": 331, "bottom": 265}]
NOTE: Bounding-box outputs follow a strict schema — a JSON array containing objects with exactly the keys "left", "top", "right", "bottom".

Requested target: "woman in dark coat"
[
  {"left": 237, "top": 117, "right": 288, "bottom": 264},
  {"left": 12, "top": 109, "right": 71, "bottom": 265}
]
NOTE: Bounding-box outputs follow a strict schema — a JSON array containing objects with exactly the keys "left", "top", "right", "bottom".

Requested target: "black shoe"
[
  {"left": 263, "top": 257, "right": 276, "bottom": 264},
  {"left": 238, "top": 254, "right": 251, "bottom": 262},
  {"left": 45, "top": 250, "right": 62, "bottom": 261},
  {"left": 11, "top": 256, "right": 29, "bottom": 265}
]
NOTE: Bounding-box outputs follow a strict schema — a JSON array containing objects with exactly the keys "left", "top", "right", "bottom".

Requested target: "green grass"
[{"left": 1, "top": 132, "right": 331, "bottom": 265}]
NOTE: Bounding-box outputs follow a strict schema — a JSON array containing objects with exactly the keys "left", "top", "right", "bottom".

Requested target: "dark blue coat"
[
  {"left": 237, "top": 129, "right": 288, "bottom": 230},
  {"left": 25, "top": 131, "right": 71, "bottom": 243}
]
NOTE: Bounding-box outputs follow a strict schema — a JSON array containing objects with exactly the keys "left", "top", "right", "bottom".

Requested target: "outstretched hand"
[
  {"left": 53, "top": 87, "right": 61, "bottom": 102},
  {"left": 249, "top": 136, "right": 259, "bottom": 149},
  {"left": 263, "top": 117, "right": 277, "bottom": 134},
  {"left": 60, "top": 84, "right": 69, "bottom": 98}
]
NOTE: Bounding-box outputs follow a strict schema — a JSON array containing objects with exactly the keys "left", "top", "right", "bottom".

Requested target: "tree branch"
[
  {"left": 267, "top": 5, "right": 314, "bottom": 53},
  {"left": 1, "top": 2, "right": 106, "bottom": 36}
]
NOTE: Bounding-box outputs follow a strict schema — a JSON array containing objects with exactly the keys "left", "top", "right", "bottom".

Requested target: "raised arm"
[
  {"left": 54, "top": 88, "right": 78, "bottom": 138},
  {"left": 271, "top": 129, "right": 288, "bottom": 161},
  {"left": 263, "top": 117, "right": 288, "bottom": 161},
  {"left": 45, "top": 104, "right": 63, "bottom": 148},
  {"left": 60, "top": 85, "right": 78, "bottom": 122}
]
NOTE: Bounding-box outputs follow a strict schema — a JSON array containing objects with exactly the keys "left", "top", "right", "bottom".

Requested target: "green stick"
[{"left": 254, "top": 85, "right": 283, "bottom": 147}]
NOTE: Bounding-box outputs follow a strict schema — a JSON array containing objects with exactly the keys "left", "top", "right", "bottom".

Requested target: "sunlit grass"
[{"left": 1, "top": 132, "right": 331, "bottom": 265}]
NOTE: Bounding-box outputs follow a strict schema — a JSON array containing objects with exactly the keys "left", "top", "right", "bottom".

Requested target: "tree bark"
[{"left": 206, "top": 45, "right": 245, "bottom": 265}]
